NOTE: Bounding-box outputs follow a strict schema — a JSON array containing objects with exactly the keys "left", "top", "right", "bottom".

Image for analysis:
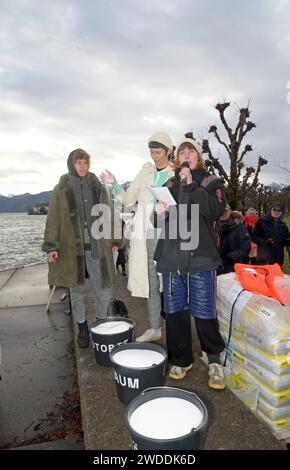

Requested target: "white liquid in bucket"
[
  {"left": 130, "top": 397, "right": 203, "bottom": 439},
  {"left": 113, "top": 349, "right": 164, "bottom": 368},
  {"left": 91, "top": 321, "right": 131, "bottom": 335}
]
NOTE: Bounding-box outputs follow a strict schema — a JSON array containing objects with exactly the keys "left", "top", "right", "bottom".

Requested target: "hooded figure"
[
  {"left": 43, "top": 148, "right": 119, "bottom": 347},
  {"left": 252, "top": 203, "right": 290, "bottom": 266}
]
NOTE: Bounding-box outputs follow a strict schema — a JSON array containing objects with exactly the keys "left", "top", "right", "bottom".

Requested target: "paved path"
[
  {"left": 0, "top": 264, "right": 82, "bottom": 449},
  {"left": 74, "top": 273, "right": 286, "bottom": 450}
]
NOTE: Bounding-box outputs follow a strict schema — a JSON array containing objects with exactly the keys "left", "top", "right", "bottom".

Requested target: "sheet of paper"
[{"left": 149, "top": 186, "right": 176, "bottom": 205}]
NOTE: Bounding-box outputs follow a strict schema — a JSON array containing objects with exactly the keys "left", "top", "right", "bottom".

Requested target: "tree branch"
[
  {"left": 215, "top": 102, "right": 233, "bottom": 142},
  {"left": 237, "top": 144, "right": 253, "bottom": 164},
  {"left": 202, "top": 139, "right": 230, "bottom": 183},
  {"left": 209, "top": 126, "right": 231, "bottom": 157},
  {"left": 248, "top": 156, "right": 268, "bottom": 192},
  {"left": 276, "top": 163, "right": 290, "bottom": 175}
]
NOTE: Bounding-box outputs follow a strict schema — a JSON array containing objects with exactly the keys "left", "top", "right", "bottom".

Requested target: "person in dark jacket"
[
  {"left": 243, "top": 207, "right": 259, "bottom": 236},
  {"left": 218, "top": 206, "right": 251, "bottom": 274},
  {"left": 154, "top": 136, "right": 226, "bottom": 390},
  {"left": 43, "top": 149, "right": 119, "bottom": 348},
  {"left": 251, "top": 203, "right": 290, "bottom": 267},
  {"left": 116, "top": 247, "right": 127, "bottom": 276}
]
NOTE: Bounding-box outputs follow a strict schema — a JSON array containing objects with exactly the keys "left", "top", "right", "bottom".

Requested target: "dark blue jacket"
[
  {"left": 252, "top": 214, "right": 290, "bottom": 266},
  {"left": 219, "top": 218, "right": 251, "bottom": 274}
]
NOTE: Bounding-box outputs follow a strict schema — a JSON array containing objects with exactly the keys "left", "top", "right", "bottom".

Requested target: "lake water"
[{"left": 0, "top": 213, "right": 47, "bottom": 271}]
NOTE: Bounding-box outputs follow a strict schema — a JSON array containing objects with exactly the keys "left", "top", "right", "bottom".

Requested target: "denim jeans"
[
  {"left": 70, "top": 251, "right": 112, "bottom": 323},
  {"left": 146, "top": 236, "right": 161, "bottom": 330}
]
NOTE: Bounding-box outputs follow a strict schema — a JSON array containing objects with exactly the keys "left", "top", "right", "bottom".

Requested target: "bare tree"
[{"left": 197, "top": 102, "right": 268, "bottom": 210}]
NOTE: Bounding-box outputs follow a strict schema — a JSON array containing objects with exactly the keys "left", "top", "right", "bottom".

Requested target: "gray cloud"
[{"left": 0, "top": 0, "right": 290, "bottom": 195}]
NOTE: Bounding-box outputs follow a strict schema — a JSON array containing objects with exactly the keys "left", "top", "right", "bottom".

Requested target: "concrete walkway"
[
  {"left": 1, "top": 264, "right": 286, "bottom": 450},
  {"left": 0, "top": 264, "right": 82, "bottom": 449},
  {"left": 74, "top": 273, "right": 286, "bottom": 450}
]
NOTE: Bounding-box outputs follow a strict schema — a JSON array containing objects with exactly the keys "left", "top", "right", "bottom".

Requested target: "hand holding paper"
[
  {"left": 149, "top": 186, "right": 176, "bottom": 206},
  {"left": 155, "top": 200, "right": 169, "bottom": 215}
]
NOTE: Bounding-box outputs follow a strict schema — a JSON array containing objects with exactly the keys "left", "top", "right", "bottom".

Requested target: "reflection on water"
[{"left": 0, "top": 213, "right": 47, "bottom": 270}]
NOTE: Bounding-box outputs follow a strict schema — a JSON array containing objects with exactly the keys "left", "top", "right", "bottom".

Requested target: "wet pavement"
[
  {"left": 0, "top": 264, "right": 287, "bottom": 451},
  {"left": 0, "top": 264, "right": 83, "bottom": 449},
  {"left": 74, "top": 273, "right": 286, "bottom": 451}
]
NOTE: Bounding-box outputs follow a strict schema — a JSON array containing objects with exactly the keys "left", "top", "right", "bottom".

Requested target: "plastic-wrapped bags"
[
  {"left": 224, "top": 366, "right": 259, "bottom": 413},
  {"left": 220, "top": 322, "right": 290, "bottom": 376},
  {"left": 218, "top": 272, "right": 290, "bottom": 438},
  {"left": 217, "top": 273, "right": 290, "bottom": 355}
]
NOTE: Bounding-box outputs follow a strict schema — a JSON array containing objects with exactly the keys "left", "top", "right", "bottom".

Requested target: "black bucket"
[
  {"left": 125, "top": 386, "right": 208, "bottom": 450},
  {"left": 110, "top": 343, "right": 167, "bottom": 405},
  {"left": 90, "top": 317, "right": 136, "bottom": 367}
]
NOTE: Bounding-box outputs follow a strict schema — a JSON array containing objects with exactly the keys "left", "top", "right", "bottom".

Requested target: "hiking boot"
[
  {"left": 136, "top": 328, "right": 162, "bottom": 343},
  {"left": 208, "top": 363, "right": 225, "bottom": 390},
  {"left": 77, "top": 321, "right": 90, "bottom": 348},
  {"left": 169, "top": 364, "right": 193, "bottom": 380}
]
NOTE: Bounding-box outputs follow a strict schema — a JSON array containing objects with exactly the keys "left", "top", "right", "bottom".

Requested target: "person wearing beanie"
[
  {"left": 43, "top": 149, "right": 119, "bottom": 348},
  {"left": 252, "top": 203, "right": 290, "bottom": 266},
  {"left": 100, "top": 132, "right": 174, "bottom": 343},
  {"left": 218, "top": 206, "right": 251, "bottom": 274},
  {"left": 153, "top": 134, "right": 227, "bottom": 389}
]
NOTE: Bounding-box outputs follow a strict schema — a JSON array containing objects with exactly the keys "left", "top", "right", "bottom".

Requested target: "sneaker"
[
  {"left": 135, "top": 328, "right": 162, "bottom": 343},
  {"left": 169, "top": 364, "right": 193, "bottom": 380},
  {"left": 208, "top": 363, "right": 225, "bottom": 390}
]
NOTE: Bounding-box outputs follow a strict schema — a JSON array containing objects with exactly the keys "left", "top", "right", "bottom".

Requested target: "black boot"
[
  {"left": 160, "top": 292, "right": 166, "bottom": 319},
  {"left": 166, "top": 310, "right": 193, "bottom": 367},
  {"left": 77, "top": 321, "right": 90, "bottom": 348}
]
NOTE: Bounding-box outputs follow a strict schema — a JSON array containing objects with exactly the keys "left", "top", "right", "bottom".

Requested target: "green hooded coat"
[{"left": 42, "top": 171, "right": 119, "bottom": 288}]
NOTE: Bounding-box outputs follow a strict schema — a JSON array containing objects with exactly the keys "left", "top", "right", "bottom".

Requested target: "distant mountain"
[
  {"left": 0, "top": 191, "right": 52, "bottom": 213},
  {"left": 0, "top": 181, "right": 132, "bottom": 213},
  {"left": 270, "top": 182, "right": 287, "bottom": 191}
]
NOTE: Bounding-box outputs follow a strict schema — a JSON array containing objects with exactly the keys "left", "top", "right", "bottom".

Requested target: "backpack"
[{"left": 107, "top": 299, "right": 129, "bottom": 317}]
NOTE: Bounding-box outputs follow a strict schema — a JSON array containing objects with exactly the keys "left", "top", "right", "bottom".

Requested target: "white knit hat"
[
  {"left": 175, "top": 137, "right": 203, "bottom": 156},
  {"left": 148, "top": 131, "right": 173, "bottom": 151}
]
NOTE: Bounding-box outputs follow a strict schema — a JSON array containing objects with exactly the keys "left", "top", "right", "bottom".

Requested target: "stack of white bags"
[{"left": 217, "top": 272, "right": 290, "bottom": 439}]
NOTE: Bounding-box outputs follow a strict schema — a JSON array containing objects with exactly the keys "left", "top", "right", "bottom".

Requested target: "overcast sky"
[{"left": 1, "top": 0, "right": 289, "bottom": 195}]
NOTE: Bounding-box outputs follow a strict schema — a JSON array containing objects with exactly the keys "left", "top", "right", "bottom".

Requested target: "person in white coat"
[{"left": 100, "top": 132, "right": 174, "bottom": 342}]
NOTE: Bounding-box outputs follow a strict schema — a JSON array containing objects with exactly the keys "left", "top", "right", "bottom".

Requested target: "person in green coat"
[{"left": 43, "top": 149, "right": 119, "bottom": 348}]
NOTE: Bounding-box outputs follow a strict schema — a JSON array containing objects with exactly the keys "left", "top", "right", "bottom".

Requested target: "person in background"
[
  {"left": 116, "top": 244, "right": 127, "bottom": 276},
  {"left": 43, "top": 149, "right": 118, "bottom": 348},
  {"left": 153, "top": 135, "right": 226, "bottom": 389},
  {"left": 218, "top": 205, "right": 251, "bottom": 274},
  {"left": 251, "top": 203, "right": 290, "bottom": 267},
  {"left": 243, "top": 207, "right": 258, "bottom": 236},
  {"left": 100, "top": 132, "right": 175, "bottom": 343},
  {"left": 243, "top": 207, "right": 259, "bottom": 263}
]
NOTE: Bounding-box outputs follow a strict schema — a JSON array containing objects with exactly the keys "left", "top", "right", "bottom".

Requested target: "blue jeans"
[
  {"left": 70, "top": 251, "right": 112, "bottom": 323},
  {"left": 146, "top": 236, "right": 161, "bottom": 330}
]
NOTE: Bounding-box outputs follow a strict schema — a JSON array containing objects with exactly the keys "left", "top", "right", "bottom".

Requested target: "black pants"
[{"left": 166, "top": 310, "right": 225, "bottom": 367}]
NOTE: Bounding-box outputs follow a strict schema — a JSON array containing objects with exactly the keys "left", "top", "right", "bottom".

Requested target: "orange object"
[
  {"left": 243, "top": 214, "right": 258, "bottom": 228},
  {"left": 234, "top": 263, "right": 284, "bottom": 303},
  {"left": 249, "top": 241, "right": 257, "bottom": 259}
]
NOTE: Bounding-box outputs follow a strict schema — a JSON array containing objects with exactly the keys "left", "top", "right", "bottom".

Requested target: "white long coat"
[{"left": 116, "top": 161, "right": 174, "bottom": 298}]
